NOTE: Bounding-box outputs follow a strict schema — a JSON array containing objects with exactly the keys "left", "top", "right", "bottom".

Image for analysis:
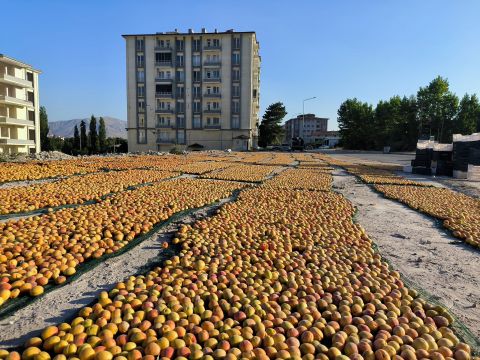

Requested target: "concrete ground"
[{"left": 316, "top": 149, "right": 415, "bottom": 166}]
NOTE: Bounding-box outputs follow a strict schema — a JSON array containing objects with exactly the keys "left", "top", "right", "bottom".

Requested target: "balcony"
[
  {"left": 176, "top": 77, "right": 185, "bottom": 83},
  {"left": 155, "top": 92, "right": 173, "bottom": 98},
  {"left": 0, "top": 138, "right": 35, "bottom": 146},
  {"left": 176, "top": 62, "right": 184, "bottom": 67},
  {"left": 203, "top": 60, "right": 221, "bottom": 66},
  {"left": 0, "top": 95, "right": 33, "bottom": 107},
  {"left": 203, "top": 93, "right": 221, "bottom": 98},
  {"left": 155, "top": 108, "right": 175, "bottom": 114},
  {"left": 204, "top": 109, "right": 221, "bottom": 114},
  {"left": 204, "top": 45, "right": 222, "bottom": 51},
  {"left": 203, "top": 77, "right": 221, "bottom": 83},
  {"left": 155, "top": 77, "right": 173, "bottom": 83},
  {"left": 0, "top": 74, "right": 33, "bottom": 88},
  {"left": 204, "top": 125, "right": 221, "bottom": 129},
  {"left": 155, "top": 46, "right": 172, "bottom": 51},
  {"left": 155, "top": 61, "right": 172, "bottom": 67},
  {"left": 155, "top": 123, "right": 172, "bottom": 129},
  {"left": 0, "top": 116, "right": 35, "bottom": 127},
  {"left": 136, "top": 62, "right": 144, "bottom": 68}
]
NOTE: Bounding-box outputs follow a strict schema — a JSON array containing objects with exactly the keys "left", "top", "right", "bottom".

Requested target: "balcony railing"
[
  {"left": 0, "top": 74, "right": 33, "bottom": 88},
  {"left": 155, "top": 92, "right": 173, "bottom": 98},
  {"left": 204, "top": 109, "right": 221, "bottom": 114},
  {"left": 176, "top": 77, "right": 185, "bottom": 83},
  {"left": 203, "top": 60, "right": 221, "bottom": 66},
  {"left": 155, "top": 46, "right": 172, "bottom": 51},
  {"left": 204, "top": 45, "right": 222, "bottom": 50},
  {"left": 203, "top": 93, "right": 221, "bottom": 98},
  {"left": 193, "top": 108, "right": 202, "bottom": 114},
  {"left": 0, "top": 95, "right": 33, "bottom": 107},
  {"left": 176, "top": 62, "right": 184, "bottom": 67},
  {"left": 203, "top": 77, "right": 221, "bottom": 83},
  {"left": 136, "top": 62, "right": 144, "bottom": 68},
  {"left": 155, "top": 123, "right": 172, "bottom": 128},
  {"left": 155, "top": 108, "right": 175, "bottom": 114},
  {"left": 192, "top": 93, "right": 201, "bottom": 99},
  {"left": 0, "top": 116, "right": 34, "bottom": 127},
  {"left": 204, "top": 124, "right": 221, "bottom": 129},
  {"left": 155, "top": 77, "right": 173, "bottom": 82},
  {"left": 155, "top": 61, "right": 172, "bottom": 67}
]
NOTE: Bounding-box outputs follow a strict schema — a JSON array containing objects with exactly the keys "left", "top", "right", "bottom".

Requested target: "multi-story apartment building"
[
  {"left": 284, "top": 114, "right": 328, "bottom": 145},
  {"left": 0, "top": 54, "right": 41, "bottom": 154},
  {"left": 123, "top": 28, "right": 260, "bottom": 152}
]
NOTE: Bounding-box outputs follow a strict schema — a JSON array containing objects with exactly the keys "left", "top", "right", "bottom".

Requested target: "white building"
[
  {"left": 0, "top": 54, "right": 41, "bottom": 154},
  {"left": 123, "top": 28, "right": 261, "bottom": 152}
]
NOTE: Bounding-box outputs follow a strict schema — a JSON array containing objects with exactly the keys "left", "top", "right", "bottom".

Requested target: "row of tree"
[
  {"left": 338, "top": 76, "right": 480, "bottom": 151},
  {"left": 40, "top": 107, "right": 127, "bottom": 154}
]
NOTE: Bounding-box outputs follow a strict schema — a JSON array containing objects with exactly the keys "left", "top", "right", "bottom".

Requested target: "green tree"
[
  {"left": 337, "top": 99, "right": 375, "bottom": 149},
  {"left": 454, "top": 94, "right": 480, "bottom": 135},
  {"left": 80, "top": 120, "right": 87, "bottom": 153},
  {"left": 39, "top": 106, "right": 50, "bottom": 151},
  {"left": 98, "top": 117, "right": 107, "bottom": 152},
  {"left": 88, "top": 115, "right": 99, "bottom": 154},
  {"left": 417, "top": 76, "right": 459, "bottom": 142},
  {"left": 73, "top": 125, "right": 80, "bottom": 151},
  {"left": 258, "top": 102, "right": 287, "bottom": 147},
  {"left": 49, "top": 136, "right": 64, "bottom": 151}
]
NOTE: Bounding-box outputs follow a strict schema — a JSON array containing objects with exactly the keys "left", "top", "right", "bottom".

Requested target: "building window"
[
  {"left": 207, "top": 117, "right": 220, "bottom": 126},
  {"left": 176, "top": 70, "right": 184, "bottom": 82},
  {"left": 137, "top": 85, "right": 145, "bottom": 97},
  {"left": 232, "top": 53, "right": 240, "bottom": 65},
  {"left": 205, "top": 70, "right": 220, "bottom": 79},
  {"left": 176, "top": 54, "right": 184, "bottom": 67},
  {"left": 155, "top": 52, "right": 172, "bottom": 64},
  {"left": 232, "top": 115, "right": 240, "bottom": 129},
  {"left": 193, "top": 86, "right": 201, "bottom": 98},
  {"left": 136, "top": 54, "right": 144, "bottom": 67},
  {"left": 193, "top": 101, "right": 201, "bottom": 113},
  {"left": 192, "top": 55, "right": 201, "bottom": 66},
  {"left": 232, "top": 69, "right": 240, "bottom": 81},
  {"left": 232, "top": 100, "right": 240, "bottom": 113},
  {"left": 176, "top": 86, "right": 184, "bottom": 97},
  {"left": 138, "top": 99, "right": 145, "bottom": 112},
  {"left": 193, "top": 115, "right": 201, "bottom": 129},
  {"left": 192, "top": 39, "right": 201, "bottom": 52},
  {"left": 176, "top": 101, "right": 185, "bottom": 113},
  {"left": 138, "top": 114, "right": 145, "bottom": 127},
  {"left": 156, "top": 115, "right": 170, "bottom": 127},
  {"left": 137, "top": 70, "right": 145, "bottom": 82},
  {"left": 233, "top": 37, "right": 241, "bottom": 49},
  {"left": 177, "top": 131, "right": 185, "bottom": 144},
  {"left": 193, "top": 70, "right": 201, "bottom": 82},
  {"left": 206, "top": 54, "right": 220, "bottom": 64},
  {"left": 232, "top": 84, "right": 240, "bottom": 97},
  {"left": 136, "top": 39, "right": 144, "bottom": 51},
  {"left": 138, "top": 129, "right": 146, "bottom": 143},
  {"left": 177, "top": 116, "right": 185, "bottom": 128},
  {"left": 176, "top": 39, "right": 184, "bottom": 51}
]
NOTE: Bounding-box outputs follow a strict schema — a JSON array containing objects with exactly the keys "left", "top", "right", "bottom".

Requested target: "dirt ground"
[
  {"left": 0, "top": 195, "right": 235, "bottom": 348},
  {"left": 332, "top": 168, "right": 480, "bottom": 340}
]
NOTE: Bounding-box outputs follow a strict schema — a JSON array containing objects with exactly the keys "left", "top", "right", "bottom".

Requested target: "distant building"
[
  {"left": 284, "top": 114, "right": 328, "bottom": 145},
  {"left": 0, "top": 54, "right": 41, "bottom": 154},
  {"left": 122, "top": 28, "right": 261, "bottom": 152},
  {"left": 321, "top": 131, "right": 340, "bottom": 148}
]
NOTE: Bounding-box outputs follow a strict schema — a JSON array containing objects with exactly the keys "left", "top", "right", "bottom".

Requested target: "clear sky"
[{"left": 2, "top": 0, "right": 480, "bottom": 130}]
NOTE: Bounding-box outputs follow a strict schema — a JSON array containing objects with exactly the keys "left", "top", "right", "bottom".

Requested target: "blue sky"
[{"left": 1, "top": 0, "right": 479, "bottom": 130}]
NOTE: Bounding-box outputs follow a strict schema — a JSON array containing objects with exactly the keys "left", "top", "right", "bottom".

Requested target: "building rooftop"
[
  {"left": 0, "top": 54, "right": 41, "bottom": 73},
  {"left": 122, "top": 29, "right": 256, "bottom": 38}
]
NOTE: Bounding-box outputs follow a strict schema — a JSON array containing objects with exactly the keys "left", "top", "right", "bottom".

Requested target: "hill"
[{"left": 49, "top": 117, "right": 127, "bottom": 139}]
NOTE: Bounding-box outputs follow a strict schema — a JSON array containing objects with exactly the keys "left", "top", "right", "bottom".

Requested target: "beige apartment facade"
[
  {"left": 123, "top": 29, "right": 260, "bottom": 152},
  {"left": 0, "top": 54, "right": 41, "bottom": 154}
]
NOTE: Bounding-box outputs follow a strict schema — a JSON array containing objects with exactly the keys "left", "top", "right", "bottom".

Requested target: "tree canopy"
[
  {"left": 39, "top": 106, "right": 50, "bottom": 151},
  {"left": 339, "top": 76, "right": 479, "bottom": 150},
  {"left": 258, "top": 102, "right": 287, "bottom": 147}
]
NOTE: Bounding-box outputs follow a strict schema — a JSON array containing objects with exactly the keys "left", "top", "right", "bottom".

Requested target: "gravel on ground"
[{"left": 332, "top": 168, "right": 480, "bottom": 339}]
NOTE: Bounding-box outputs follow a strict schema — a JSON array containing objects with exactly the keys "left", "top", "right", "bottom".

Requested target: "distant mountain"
[{"left": 49, "top": 117, "right": 127, "bottom": 139}]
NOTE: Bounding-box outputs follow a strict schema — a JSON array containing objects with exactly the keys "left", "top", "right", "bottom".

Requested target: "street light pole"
[{"left": 302, "top": 97, "right": 316, "bottom": 140}]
